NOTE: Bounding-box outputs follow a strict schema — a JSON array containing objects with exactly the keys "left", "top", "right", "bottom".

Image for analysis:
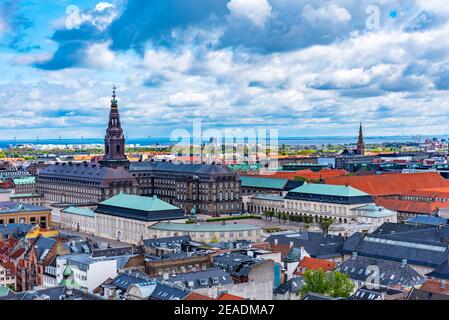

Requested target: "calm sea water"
[{"left": 0, "top": 135, "right": 444, "bottom": 148}]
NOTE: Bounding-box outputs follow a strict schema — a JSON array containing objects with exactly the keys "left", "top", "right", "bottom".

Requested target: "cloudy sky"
[{"left": 0, "top": 0, "right": 448, "bottom": 139}]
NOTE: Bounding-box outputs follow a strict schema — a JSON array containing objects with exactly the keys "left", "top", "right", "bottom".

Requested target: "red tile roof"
[
  {"left": 293, "top": 257, "right": 336, "bottom": 276},
  {"left": 325, "top": 172, "right": 449, "bottom": 197},
  {"left": 420, "top": 279, "right": 449, "bottom": 294},
  {"left": 184, "top": 292, "right": 214, "bottom": 300},
  {"left": 375, "top": 198, "right": 449, "bottom": 215},
  {"left": 9, "top": 248, "right": 25, "bottom": 260},
  {"left": 402, "top": 187, "right": 449, "bottom": 199},
  {"left": 217, "top": 293, "right": 246, "bottom": 300},
  {"left": 270, "top": 244, "right": 291, "bottom": 258}
]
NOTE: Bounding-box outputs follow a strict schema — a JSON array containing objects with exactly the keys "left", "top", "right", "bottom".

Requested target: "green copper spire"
[{"left": 111, "top": 84, "right": 117, "bottom": 104}]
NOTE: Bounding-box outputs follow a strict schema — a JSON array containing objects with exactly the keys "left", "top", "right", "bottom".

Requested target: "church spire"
[
  {"left": 99, "top": 85, "right": 129, "bottom": 168},
  {"left": 356, "top": 122, "right": 365, "bottom": 155},
  {"left": 112, "top": 84, "right": 117, "bottom": 104}
]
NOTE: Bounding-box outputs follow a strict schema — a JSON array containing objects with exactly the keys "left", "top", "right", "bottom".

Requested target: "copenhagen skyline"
[{"left": 1, "top": 0, "right": 449, "bottom": 138}]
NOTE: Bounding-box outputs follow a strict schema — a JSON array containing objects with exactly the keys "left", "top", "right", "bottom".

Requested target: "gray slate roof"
[
  {"left": 92, "top": 245, "right": 145, "bottom": 258},
  {"left": 0, "top": 223, "right": 33, "bottom": 239},
  {"left": 336, "top": 255, "right": 425, "bottom": 287},
  {"left": 143, "top": 235, "right": 191, "bottom": 249},
  {"left": 0, "top": 286, "right": 102, "bottom": 300},
  {"left": 109, "top": 270, "right": 151, "bottom": 291},
  {"left": 266, "top": 232, "right": 344, "bottom": 259},
  {"left": 343, "top": 223, "right": 449, "bottom": 268},
  {"left": 273, "top": 277, "right": 304, "bottom": 295},
  {"left": 130, "top": 161, "right": 237, "bottom": 176},
  {"left": 157, "top": 267, "right": 233, "bottom": 289},
  {"left": 349, "top": 286, "right": 405, "bottom": 300},
  {"left": 39, "top": 162, "right": 138, "bottom": 187},
  {"left": 426, "top": 262, "right": 449, "bottom": 280}
]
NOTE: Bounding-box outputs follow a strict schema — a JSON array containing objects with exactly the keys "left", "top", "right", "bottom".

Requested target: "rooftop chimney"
[
  {"left": 441, "top": 280, "right": 446, "bottom": 289},
  {"left": 401, "top": 259, "right": 407, "bottom": 267},
  {"left": 289, "top": 241, "right": 294, "bottom": 248},
  {"left": 274, "top": 239, "right": 278, "bottom": 245},
  {"left": 352, "top": 252, "right": 357, "bottom": 260}
]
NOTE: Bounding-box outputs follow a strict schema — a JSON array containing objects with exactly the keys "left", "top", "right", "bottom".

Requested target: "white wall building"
[
  {"left": 247, "top": 183, "right": 397, "bottom": 236},
  {"left": 56, "top": 255, "right": 117, "bottom": 293},
  {"left": 60, "top": 206, "right": 96, "bottom": 234}
]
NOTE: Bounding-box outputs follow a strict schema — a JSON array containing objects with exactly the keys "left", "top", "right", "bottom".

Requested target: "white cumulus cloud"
[{"left": 227, "top": 0, "right": 272, "bottom": 27}]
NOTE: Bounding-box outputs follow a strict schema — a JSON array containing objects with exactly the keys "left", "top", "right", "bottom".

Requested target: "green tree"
[
  {"left": 327, "top": 271, "right": 356, "bottom": 298},
  {"left": 275, "top": 211, "right": 283, "bottom": 222},
  {"left": 300, "top": 269, "right": 355, "bottom": 298},
  {"left": 320, "top": 218, "right": 334, "bottom": 233},
  {"left": 5, "top": 284, "right": 15, "bottom": 292},
  {"left": 263, "top": 211, "right": 274, "bottom": 221},
  {"left": 300, "top": 269, "right": 329, "bottom": 297},
  {"left": 281, "top": 212, "right": 288, "bottom": 223},
  {"left": 288, "top": 214, "right": 295, "bottom": 224}
]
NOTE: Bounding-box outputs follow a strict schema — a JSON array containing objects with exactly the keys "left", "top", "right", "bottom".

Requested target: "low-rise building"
[
  {"left": 10, "top": 193, "right": 45, "bottom": 207},
  {"left": 148, "top": 222, "right": 262, "bottom": 243},
  {"left": 60, "top": 206, "right": 96, "bottom": 234},
  {"left": 13, "top": 177, "right": 36, "bottom": 195},
  {"left": 336, "top": 254, "right": 425, "bottom": 289},
  {"left": 126, "top": 281, "right": 190, "bottom": 300},
  {"left": 94, "top": 194, "right": 185, "bottom": 244},
  {"left": 145, "top": 252, "right": 213, "bottom": 276},
  {"left": 343, "top": 223, "right": 449, "bottom": 275},
  {"left": 0, "top": 262, "right": 15, "bottom": 290},
  {"left": 0, "top": 202, "right": 52, "bottom": 228},
  {"left": 284, "top": 183, "right": 396, "bottom": 225},
  {"left": 241, "top": 176, "right": 298, "bottom": 196},
  {"left": 265, "top": 231, "right": 345, "bottom": 263},
  {"left": 16, "top": 236, "right": 68, "bottom": 291},
  {"left": 292, "top": 256, "right": 336, "bottom": 277},
  {"left": 349, "top": 286, "right": 407, "bottom": 300},
  {"left": 56, "top": 255, "right": 118, "bottom": 293},
  {"left": 273, "top": 277, "right": 304, "bottom": 300},
  {"left": 246, "top": 194, "right": 284, "bottom": 214}
]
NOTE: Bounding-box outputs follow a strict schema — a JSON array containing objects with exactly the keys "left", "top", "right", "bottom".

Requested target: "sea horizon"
[{"left": 0, "top": 134, "right": 446, "bottom": 149}]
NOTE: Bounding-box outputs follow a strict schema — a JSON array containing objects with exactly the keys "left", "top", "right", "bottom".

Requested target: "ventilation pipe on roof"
[
  {"left": 352, "top": 252, "right": 357, "bottom": 260},
  {"left": 401, "top": 259, "right": 407, "bottom": 267},
  {"left": 441, "top": 280, "right": 446, "bottom": 289}
]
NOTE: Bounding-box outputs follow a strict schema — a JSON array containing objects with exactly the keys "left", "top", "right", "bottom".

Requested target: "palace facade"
[
  {"left": 129, "top": 161, "right": 241, "bottom": 215},
  {"left": 36, "top": 87, "right": 242, "bottom": 215},
  {"left": 36, "top": 87, "right": 139, "bottom": 205}
]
